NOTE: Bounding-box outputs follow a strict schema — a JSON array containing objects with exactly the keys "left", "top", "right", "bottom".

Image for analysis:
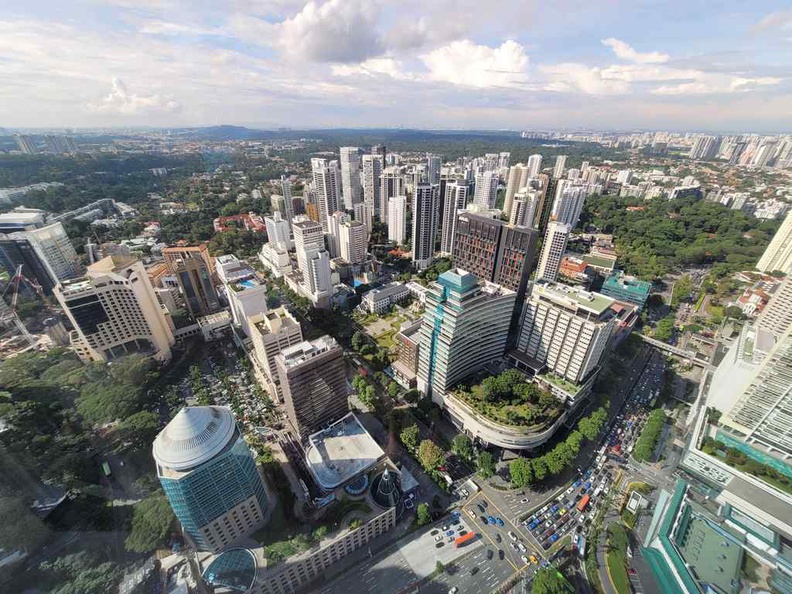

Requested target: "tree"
[
  {"left": 400, "top": 424, "right": 420, "bottom": 451},
  {"left": 724, "top": 305, "right": 746, "bottom": 320},
  {"left": 417, "top": 439, "right": 445, "bottom": 472},
  {"left": 532, "top": 457, "right": 548, "bottom": 481},
  {"left": 415, "top": 502, "right": 432, "bottom": 526},
  {"left": 403, "top": 389, "right": 422, "bottom": 405},
  {"left": 0, "top": 496, "right": 49, "bottom": 553},
  {"left": 510, "top": 457, "right": 534, "bottom": 488},
  {"left": 435, "top": 560, "right": 445, "bottom": 574},
  {"left": 477, "top": 451, "right": 496, "bottom": 479},
  {"left": 532, "top": 567, "right": 574, "bottom": 594},
  {"left": 124, "top": 492, "right": 175, "bottom": 553},
  {"left": 351, "top": 331, "right": 366, "bottom": 352},
  {"left": 114, "top": 410, "right": 160, "bottom": 450},
  {"left": 452, "top": 434, "right": 474, "bottom": 462},
  {"left": 40, "top": 552, "right": 122, "bottom": 594},
  {"left": 387, "top": 382, "right": 400, "bottom": 399}
]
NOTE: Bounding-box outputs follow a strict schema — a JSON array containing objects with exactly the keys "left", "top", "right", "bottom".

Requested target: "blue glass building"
[{"left": 153, "top": 406, "right": 269, "bottom": 552}]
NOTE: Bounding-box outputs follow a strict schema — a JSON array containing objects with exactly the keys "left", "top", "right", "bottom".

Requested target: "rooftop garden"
[
  {"left": 540, "top": 372, "right": 581, "bottom": 394},
  {"left": 453, "top": 369, "right": 562, "bottom": 428}
]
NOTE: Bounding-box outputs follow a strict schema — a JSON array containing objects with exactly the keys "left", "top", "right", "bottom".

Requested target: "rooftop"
[
  {"left": 305, "top": 413, "right": 385, "bottom": 490},
  {"left": 153, "top": 406, "right": 237, "bottom": 472},
  {"left": 361, "top": 282, "right": 408, "bottom": 302},
  {"left": 603, "top": 270, "right": 652, "bottom": 296},
  {"left": 533, "top": 281, "right": 615, "bottom": 316},
  {"left": 202, "top": 548, "right": 257, "bottom": 593},
  {"left": 279, "top": 336, "right": 338, "bottom": 368}
]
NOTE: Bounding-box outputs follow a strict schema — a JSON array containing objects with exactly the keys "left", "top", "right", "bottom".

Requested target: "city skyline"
[{"left": 1, "top": 1, "right": 790, "bottom": 132}]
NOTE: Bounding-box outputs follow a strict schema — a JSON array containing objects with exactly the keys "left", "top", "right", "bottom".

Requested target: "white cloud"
[
  {"left": 653, "top": 76, "right": 782, "bottom": 95},
  {"left": 601, "top": 38, "right": 669, "bottom": 64},
  {"left": 539, "top": 63, "right": 631, "bottom": 95},
  {"left": 421, "top": 40, "right": 528, "bottom": 88},
  {"left": 273, "top": 0, "right": 384, "bottom": 63},
  {"left": 87, "top": 78, "right": 181, "bottom": 115},
  {"left": 138, "top": 20, "right": 219, "bottom": 36},
  {"left": 331, "top": 58, "right": 411, "bottom": 79},
  {"left": 751, "top": 10, "right": 792, "bottom": 33}
]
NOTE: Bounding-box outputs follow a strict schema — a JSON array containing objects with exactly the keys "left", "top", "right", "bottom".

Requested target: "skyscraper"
[
  {"left": 527, "top": 154, "right": 543, "bottom": 177},
  {"left": 473, "top": 171, "right": 499, "bottom": 209},
  {"left": 339, "top": 146, "right": 362, "bottom": 210},
  {"left": 280, "top": 175, "right": 295, "bottom": 223},
  {"left": 361, "top": 154, "right": 382, "bottom": 217},
  {"left": 293, "top": 217, "right": 325, "bottom": 278},
  {"left": 516, "top": 282, "right": 617, "bottom": 387},
  {"left": 327, "top": 211, "right": 349, "bottom": 259},
  {"left": 417, "top": 269, "right": 516, "bottom": 396},
  {"left": 163, "top": 245, "right": 220, "bottom": 319},
  {"left": 388, "top": 195, "right": 407, "bottom": 244},
  {"left": 16, "top": 222, "right": 81, "bottom": 283},
  {"left": 264, "top": 211, "right": 292, "bottom": 249},
  {"left": 0, "top": 234, "right": 57, "bottom": 295},
  {"left": 440, "top": 180, "right": 469, "bottom": 254},
  {"left": 249, "top": 307, "right": 303, "bottom": 402},
  {"left": 411, "top": 183, "right": 439, "bottom": 270},
  {"left": 537, "top": 221, "right": 570, "bottom": 282},
  {"left": 551, "top": 182, "right": 587, "bottom": 227},
  {"left": 756, "top": 210, "right": 792, "bottom": 274},
  {"left": 426, "top": 154, "right": 442, "bottom": 185},
  {"left": 13, "top": 134, "right": 37, "bottom": 154},
  {"left": 340, "top": 220, "right": 367, "bottom": 265},
  {"left": 55, "top": 256, "right": 175, "bottom": 363},
  {"left": 509, "top": 190, "right": 540, "bottom": 228},
  {"left": 353, "top": 201, "right": 373, "bottom": 237},
  {"left": 380, "top": 167, "right": 404, "bottom": 224},
  {"left": 276, "top": 336, "right": 348, "bottom": 439},
  {"left": 553, "top": 155, "right": 567, "bottom": 179},
  {"left": 311, "top": 158, "right": 341, "bottom": 232},
  {"left": 757, "top": 275, "right": 792, "bottom": 339},
  {"left": 153, "top": 406, "right": 269, "bottom": 552},
  {"left": 503, "top": 163, "right": 529, "bottom": 220}
]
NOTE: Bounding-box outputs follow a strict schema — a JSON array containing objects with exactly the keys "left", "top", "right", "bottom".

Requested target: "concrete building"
[
  {"left": 550, "top": 181, "right": 587, "bottom": 227},
  {"left": 258, "top": 242, "right": 292, "bottom": 278},
  {"left": 411, "top": 183, "right": 439, "bottom": 270},
  {"left": 55, "top": 256, "right": 175, "bottom": 363},
  {"left": 249, "top": 307, "right": 303, "bottom": 402},
  {"left": 380, "top": 167, "right": 404, "bottom": 224},
  {"left": 553, "top": 155, "right": 567, "bottom": 179},
  {"left": 417, "top": 269, "right": 516, "bottom": 396},
  {"left": 387, "top": 195, "right": 407, "bottom": 244},
  {"left": 153, "top": 406, "right": 269, "bottom": 552},
  {"left": 527, "top": 154, "right": 543, "bottom": 177},
  {"left": 0, "top": 234, "right": 58, "bottom": 295},
  {"left": 391, "top": 320, "right": 422, "bottom": 389},
  {"left": 426, "top": 153, "right": 442, "bottom": 185},
  {"left": 756, "top": 210, "right": 792, "bottom": 274},
  {"left": 473, "top": 171, "right": 498, "bottom": 209},
  {"left": 360, "top": 282, "right": 409, "bottom": 314},
  {"left": 600, "top": 270, "right": 652, "bottom": 310},
  {"left": 0, "top": 210, "right": 47, "bottom": 233},
  {"left": 451, "top": 211, "right": 538, "bottom": 306},
  {"left": 514, "top": 282, "right": 616, "bottom": 401},
  {"left": 503, "top": 163, "right": 529, "bottom": 220},
  {"left": 264, "top": 211, "right": 292, "bottom": 249},
  {"left": 279, "top": 175, "right": 295, "bottom": 223},
  {"left": 21, "top": 222, "right": 82, "bottom": 282},
  {"left": 293, "top": 217, "right": 325, "bottom": 278},
  {"left": 339, "top": 146, "right": 361, "bottom": 210},
  {"left": 327, "top": 211, "right": 349, "bottom": 259},
  {"left": 353, "top": 201, "right": 373, "bottom": 236},
  {"left": 163, "top": 245, "right": 219, "bottom": 319},
  {"left": 757, "top": 275, "right": 792, "bottom": 338},
  {"left": 216, "top": 255, "right": 268, "bottom": 337},
  {"left": 361, "top": 154, "right": 382, "bottom": 217},
  {"left": 276, "top": 336, "right": 348, "bottom": 439},
  {"left": 440, "top": 180, "right": 469, "bottom": 255},
  {"left": 339, "top": 220, "right": 367, "bottom": 265},
  {"left": 536, "top": 221, "right": 570, "bottom": 283},
  {"left": 311, "top": 158, "right": 341, "bottom": 232},
  {"left": 509, "top": 190, "right": 540, "bottom": 228}
]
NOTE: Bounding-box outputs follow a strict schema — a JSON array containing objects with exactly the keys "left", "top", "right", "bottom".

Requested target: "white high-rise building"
[
  {"left": 353, "top": 201, "right": 373, "bottom": 237},
  {"left": 516, "top": 282, "right": 616, "bottom": 388},
  {"left": 756, "top": 210, "right": 792, "bottom": 274},
  {"left": 280, "top": 175, "right": 294, "bottom": 223},
  {"left": 473, "top": 171, "right": 498, "bottom": 209},
  {"left": 551, "top": 181, "right": 587, "bottom": 228},
  {"left": 553, "top": 155, "right": 567, "bottom": 179},
  {"left": 380, "top": 167, "right": 404, "bottom": 224},
  {"left": 249, "top": 307, "right": 303, "bottom": 402},
  {"left": 311, "top": 158, "right": 341, "bottom": 232},
  {"left": 306, "top": 250, "right": 332, "bottom": 297},
  {"left": 361, "top": 154, "right": 382, "bottom": 216},
  {"left": 510, "top": 190, "right": 540, "bottom": 228},
  {"left": 25, "top": 222, "right": 82, "bottom": 282},
  {"left": 426, "top": 154, "right": 442, "bottom": 185},
  {"left": 339, "top": 147, "right": 362, "bottom": 210},
  {"left": 340, "top": 220, "right": 367, "bottom": 265},
  {"left": 498, "top": 152, "right": 511, "bottom": 169},
  {"left": 537, "top": 221, "right": 570, "bottom": 282},
  {"left": 504, "top": 164, "right": 530, "bottom": 220},
  {"left": 264, "top": 211, "right": 292, "bottom": 249},
  {"left": 616, "top": 169, "right": 633, "bottom": 185},
  {"left": 54, "top": 256, "right": 175, "bottom": 363},
  {"left": 388, "top": 196, "right": 407, "bottom": 244},
  {"left": 440, "top": 181, "right": 469, "bottom": 254},
  {"left": 327, "top": 211, "right": 349, "bottom": 259},
  {"left": 527, "top": 154, "right": 543, "bottom": 177},
  {"left": 757, "top": 275, "right": 792, "bottom": 339},
  {"left": 215, "top": 254, "right": 268, "bottom": 337},
  {"left": 293, "top": 217, "right": 325, "bottom": 279},
  {"left": 412, "top": 183, "right": 439, "bottom": 270}
]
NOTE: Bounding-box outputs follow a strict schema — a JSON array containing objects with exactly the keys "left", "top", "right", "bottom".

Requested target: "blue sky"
[{"left": 1, "top": 0, "right": 790, "bottom": 131}]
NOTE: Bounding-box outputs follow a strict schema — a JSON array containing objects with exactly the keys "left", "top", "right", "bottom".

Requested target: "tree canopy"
[
  {"left": 124, "top": 491, "right": 176, "bottom": 553},
  {"left": 532, "top": 567, "right": 574, "bottom": 594},
  {"left": 417, "top": 439, "right": 445, "bottom": 472}
]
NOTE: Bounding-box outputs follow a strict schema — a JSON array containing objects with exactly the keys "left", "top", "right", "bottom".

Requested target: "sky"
[{"left": 1, "top": 0, "right": 791, "bottom": 132}]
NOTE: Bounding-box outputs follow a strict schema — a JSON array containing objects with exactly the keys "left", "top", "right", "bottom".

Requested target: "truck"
[
  {"left": 577, "top": 494, "right": 591, "bottom": 513},
  {"left": 454, "top": 532, "right": 477, "bottom": 548}
]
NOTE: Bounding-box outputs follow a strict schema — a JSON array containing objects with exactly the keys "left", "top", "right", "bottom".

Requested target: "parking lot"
[{"left": 424, "top": 545, "right": 515, "bottom": 594}]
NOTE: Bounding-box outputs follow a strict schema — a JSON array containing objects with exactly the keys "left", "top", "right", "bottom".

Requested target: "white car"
[
  {"left": 518, "top": 543, "right": 527, "bottom": 553},
  {"left": 435, "top": 535, "right": 443, "bottom": 542},
  {"left": 521, "top": 555, "right": 529, "bottom": 564},
  {"left": 449, "top": 588, "right": 459, "bottom": 594},
  {"left": 508, "top": 531, "right": 517, "bottom": 541}
]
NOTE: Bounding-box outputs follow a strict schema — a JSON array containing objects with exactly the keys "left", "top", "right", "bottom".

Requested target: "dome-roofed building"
[
  {"left": 202, "top": 547, "right": 258, "bottom": 593},
  {"left": 153, "top": 406, "right": 270, "bottom": 552},
  {"left": 370, "top": 468, "right": 404, "bottom": 518}
]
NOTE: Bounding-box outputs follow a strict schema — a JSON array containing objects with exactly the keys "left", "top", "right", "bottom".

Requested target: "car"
[
  {"left": 435, "top": 542, "right": 444, "bottom": 548},
  {"left": 559, "top": 509, "right": 567, "bottom": 516},
  {"left": 487, "top": 549, "right": 494, "bottom": 560},
  {"left": 496, "top": 517, "right": 505, "bottom": 527},
  {"left": 459, "top": 530, "right": 468, "bottom": 536},
  {"left": 564, "top": 487, "right": 574, "bottom": 496},
  {"left": 477, "top": 504, "right": 486, "bottom": 513},
  {"left": 442, "top": 525, "right": 449, "bottom": 531},
  {"left": 518, "top": 543, "right": 527, "bottom": 553},
  {"left": 481, "top": 500, "right": 489, "bottom": 508},
  {"left": 451, "top": 510, "right": 461, "bottom": 518},
  {"left": 520, "top": 498, "right": 530, "bottom": 504},
  {"left": 488, "top": 515, "right": 496, "bottom": 524},
  {"left": 446, "top": 530, "right": 455, "bottom": 536},
  {"left": 431, "top": 530, "right": 439, "bottom": 536},
  {"left": 542, "top": 542, "right": 551, "bottom": 550},
  {"left": 447, "top": 536, "right": 454, "bottom": 542},
  {"left": 495, "top": 534, "right": 502, "bottom": 543},
  {"left": 549, "top": 534, "right": 560, "bottom": 543},
  {"left": 470, "top": 567, "right": 479, "bottom": 576},
  {"left": 449, "top": 588, "right": 458, "bottom": 594},
  {"left": 481, "top": 516, "right": 488, "bottom": 524},
  {"left": 460, "top": 488, "right": 469, "bottom": 498},
  {"left": 572, "top": 480, "right": 582, "bottom": 488},
  {"left": 521, "top": 555, "right": 529, "bottom": 564},
  {"left": 511, "top": 542, "right": 519, "bottom": 551},
  {"left": 529, "top": 555, "right": 539, "bottom": 565},
  {"left": 467, "top": 509, "right": 477, "bottom": 519},
  {"left": 434, "top": 535, "right": 443, "bottom": 542},
  {"left": 508, "top": 531, "right": 518, "bottom": 541},
  {"left": 499, "top": 549, "right": 505, "bottom": 560}
]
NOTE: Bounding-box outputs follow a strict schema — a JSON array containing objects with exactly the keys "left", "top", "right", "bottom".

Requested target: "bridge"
[{"left": 636, "top": 333, "right": 709, "bottom": 367}]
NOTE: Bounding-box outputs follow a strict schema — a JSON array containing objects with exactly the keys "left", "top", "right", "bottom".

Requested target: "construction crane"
[{"left": 0, "top": 264, "right": 43, "bottom": 348}]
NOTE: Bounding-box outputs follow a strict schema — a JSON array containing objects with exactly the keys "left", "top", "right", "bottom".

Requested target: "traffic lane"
[
  {"left": 466, "top": 505, "right": 536, "bottom": 569},
  {"left": 423, "top": 546, "right": 515, "bottom": 594}
]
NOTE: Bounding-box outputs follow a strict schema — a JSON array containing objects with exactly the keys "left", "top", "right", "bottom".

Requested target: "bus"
[
  {"left": 454, "top": 532, "right": 477, "bottom": 548},
  {"left": 577, "top": 494, "right": 590, "bottom": 513},
  {"left": 101, "top": 461, "right": 112, "bottom": 477}
]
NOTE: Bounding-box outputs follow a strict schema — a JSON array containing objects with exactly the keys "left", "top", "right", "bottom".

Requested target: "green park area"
[{"left": 606, "top": 523, "right": 631, "bottom": 594}]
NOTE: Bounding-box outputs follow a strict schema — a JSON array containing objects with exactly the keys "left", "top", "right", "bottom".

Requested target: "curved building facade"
[{"left": 153, "top": 406, "right": 269, "bottom": 552}]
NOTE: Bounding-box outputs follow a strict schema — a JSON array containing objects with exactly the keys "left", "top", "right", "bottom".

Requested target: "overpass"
[{"left": 636, "top": 333, "right": 709, "bottom": 367}]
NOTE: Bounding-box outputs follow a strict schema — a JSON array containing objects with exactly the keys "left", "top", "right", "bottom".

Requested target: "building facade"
[
  {"left": 600, "top": 270, "right": 652, "bottom": 310},
  {"left": 473, "top": 171, "right": 498, "bottom": 209},
  {"left": 361, "top": 154, "right": 382, "bottom": 217},
  {"left": 163, "top": 245, "right": 220, "bottom": 319},
  {"left": 411, "top": 183, "right": 439, "bottom": 270},
  {"left": 339, "top": 147, "right": 361, "bottom": 210},
  {"left": 340, "top": 220, "right": 367, "bottom": 265},
  {"left": 249, "top": 307, "right": 303, "bottom": 402},
  {"left": 153, "top": 406, "right": 269, "bottom": 552},
  {"left": 311, "top": 158, "right": 341, "bottom": 232},
  {"left": 380, "top": 167, "right": 404, "bottom": 224},
  {"left": 536, "top": 221, "right": 570, "bottom": 282},
  {"left": 757, "top": 211, "right": 792, "bottom": 274},
  {"left": 360, "top": 282, "right": 409, "bottom": 314},
  {"left": 440, "top": 180, "right": 469, "bottom": 255},
  {"left": 387, "top": 195, "right": 407, "bottom": 244}
]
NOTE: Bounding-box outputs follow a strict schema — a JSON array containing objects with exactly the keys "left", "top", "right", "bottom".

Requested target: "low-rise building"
[
  {"left": 360, "top": 282, "right": 409, "bottom": 314},
  {"left": 390, "top": 320, "right": 422, "bottom": 389},
  {"left": 600, "top": 270, "right": 652, "bottom": 310},
  {"left": 259, "top": 242, "right": 293, "bottom": 278}
]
